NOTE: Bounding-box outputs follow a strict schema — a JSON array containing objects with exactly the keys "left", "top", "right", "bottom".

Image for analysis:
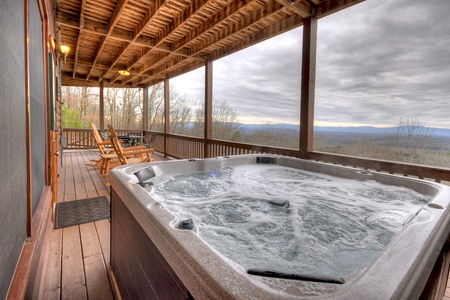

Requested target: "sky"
[{"left": 170, "top": 0, "right": 450, "bottom": 128}]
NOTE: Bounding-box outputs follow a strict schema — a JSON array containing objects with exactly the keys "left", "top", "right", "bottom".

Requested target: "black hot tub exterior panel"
[{"left": 111, "top": 188, "right": 190, "bottom": 300}]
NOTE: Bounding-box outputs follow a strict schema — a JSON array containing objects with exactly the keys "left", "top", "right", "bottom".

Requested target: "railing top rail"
[
  {"left": 63, "top": 128, "right": 450, "bottom": 183},
  {"left": 308, "top": 151, "right": 450, "bottom": 182}
]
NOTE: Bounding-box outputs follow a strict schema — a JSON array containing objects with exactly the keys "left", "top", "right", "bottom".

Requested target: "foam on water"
[{"left": 149, "top": 164, "right": 430, "bottom": 277}]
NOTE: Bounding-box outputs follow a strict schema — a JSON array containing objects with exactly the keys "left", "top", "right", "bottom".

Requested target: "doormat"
[{"left": 55, "top": 196, "right": 110, "bottom": 229}]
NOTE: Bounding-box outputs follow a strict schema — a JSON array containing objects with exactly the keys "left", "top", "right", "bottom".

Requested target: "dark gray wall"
[
  {"left": 0, "top": 1, "right": 28, "bottom": 299},
  {"left": 29, "top": 0, "right": 46, "bottom": 214}
]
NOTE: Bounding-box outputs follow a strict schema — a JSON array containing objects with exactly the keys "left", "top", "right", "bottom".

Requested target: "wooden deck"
[
  {"left": 42, "top": 150, "right": 450, "bottom": 300},
  {"left": 43, "top": 150, "right": 169, "bottom": 299}
]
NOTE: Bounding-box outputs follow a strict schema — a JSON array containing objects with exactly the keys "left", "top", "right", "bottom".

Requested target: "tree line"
[{"left": 62, "top": 86, "right": 449, "bottom": 168}]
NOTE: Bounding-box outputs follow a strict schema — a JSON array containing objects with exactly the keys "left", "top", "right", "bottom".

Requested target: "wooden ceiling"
[{"left": 55, "top": 0, "right": 363, "bottom": 88}]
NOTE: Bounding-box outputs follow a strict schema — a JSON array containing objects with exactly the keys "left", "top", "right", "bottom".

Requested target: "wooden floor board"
[
  {"left": 80, "top": 222, "right": 102, "bottom": 258},
  {"left": 63, "top": 153, "right": 76, "bottom": 199},
  {"left": 95, "top": 219, "right": 111, "bottom": 265},
  {"left": 43, "top": 287, "right": 60, "bottom": 300},
  {"left": 84, "top": 253, "right": 113, "bottom": 300},
  {"left": 74, "top": 153, "right": 88, "bottom": 200},
  {"left": 43, "top": 229, "right": 62, "bottom": 296},
  {"left": 61, "top": 226, "right": 87, "bottom": 299}
]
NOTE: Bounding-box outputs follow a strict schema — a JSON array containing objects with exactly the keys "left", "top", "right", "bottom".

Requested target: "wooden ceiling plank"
[
  {"left": 109, "top": 0, "right": 130, "bottom": 31},
  {"left": 274, "top": 0, "right": 311, "bottom": 18},
  {"left": 172, "top": 0, "right": 259, "bottom": 53},
  {"left": 153, "top": 0, "right": 212, "bottom": 47},
  {"left": 133, "top": 0, "right": 167, "bottom": 37}
]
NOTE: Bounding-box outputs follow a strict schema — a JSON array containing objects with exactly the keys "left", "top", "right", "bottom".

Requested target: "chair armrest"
[
  {"left": 123, "top": 145, "right": 147, "bottom": 151},
  {"left": 123, "top": 148, "right": 154, "bottom": 157}
]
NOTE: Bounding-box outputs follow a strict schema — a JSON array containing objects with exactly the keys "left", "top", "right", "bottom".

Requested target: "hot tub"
[{"left": 109, "top": 154, "right": 450, "bottom": 299}]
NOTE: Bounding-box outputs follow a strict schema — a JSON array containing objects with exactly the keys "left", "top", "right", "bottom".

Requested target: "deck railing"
[
  {"left": 62, "top": 128, "right": 145, "bottom": 149},
  {"left": 63, "top": 128, "right": 450, "bottom": 183}
]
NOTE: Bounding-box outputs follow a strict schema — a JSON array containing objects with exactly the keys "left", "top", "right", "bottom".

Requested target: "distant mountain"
[
  {"left": 314, "top": 126, "right": 387, "bottom": 135},
  {"left": 239, "top": 123, "right": 450, "bottom": 137},
  {"left": 314, "top": 126, "right": 450, "bottom": 137}
]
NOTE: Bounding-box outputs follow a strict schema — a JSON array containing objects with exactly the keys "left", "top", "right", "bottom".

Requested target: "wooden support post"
[
  {"left": 204, "top": 59, "right": 213, "bottom": 158},
  {"left": 164, "top": 78, "right": 170, "bottom": 156},
  {"left": 143, "top": 87, "right": 148, "bottom": 131},
  {"left": 299, "top": 16, "right": 317, "bottom": 159},
  {"left": 99, "top": 81, "right": 104, "bottom": 130}
]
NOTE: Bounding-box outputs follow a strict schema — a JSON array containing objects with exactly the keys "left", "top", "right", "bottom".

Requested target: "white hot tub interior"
[{"left": 143, "top": 162, "right": 431, "bottom": 281}]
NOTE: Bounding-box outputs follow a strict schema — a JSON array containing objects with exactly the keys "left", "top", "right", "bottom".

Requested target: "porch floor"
[
  {"left": 42, "top": 150, "right": 450, "bottom": 299},
  {"left": 43, "top": 150, "right": 169, "bottom": 299}
]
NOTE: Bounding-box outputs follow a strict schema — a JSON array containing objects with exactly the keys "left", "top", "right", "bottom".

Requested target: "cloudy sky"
[{"left": 171, "top": 0, "right": 450, "bottom": 128}]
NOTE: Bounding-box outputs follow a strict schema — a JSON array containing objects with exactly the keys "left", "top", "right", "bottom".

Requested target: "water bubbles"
[
  {"left": 151, "top": 164, "right": 431, "bottom": 277},
  {"left": 157, "top": 168, "right": 233, "bottom": 198}
]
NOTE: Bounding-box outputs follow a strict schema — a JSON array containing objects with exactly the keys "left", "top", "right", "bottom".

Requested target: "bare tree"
[
  {"left": 121, "top": 88, "right": 142, "bottom": 129},
  {"left": 212, "top": 100, "right": 242, "bottom": 141},
  {"left": 105, "top": 88, "right": 119, "bottom": 127},
  {"left": 148, "top": 83, "right": 165, "bottom": 132},
  {"left": 388, "top": 117, "right": 437, "bottom": 163},
  {"left": 191, "top": 100, "right": 242, "bottom": 140}
]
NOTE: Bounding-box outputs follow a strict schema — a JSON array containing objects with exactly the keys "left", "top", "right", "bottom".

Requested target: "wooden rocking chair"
[
  {"left": 107, "top": 124, "right": 154, "bottom": 168},
  {"left": 91, "top": 123, "right": 149, "bottom": 177}
]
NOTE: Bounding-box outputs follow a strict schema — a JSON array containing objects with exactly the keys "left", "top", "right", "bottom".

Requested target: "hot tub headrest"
[{"left": 133, "top": 167, "right": 156, "bottom": 187}]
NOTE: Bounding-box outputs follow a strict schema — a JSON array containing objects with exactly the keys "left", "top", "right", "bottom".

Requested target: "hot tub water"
[{"left": 147, "top": 164, "right": 430, "bottom": 278}]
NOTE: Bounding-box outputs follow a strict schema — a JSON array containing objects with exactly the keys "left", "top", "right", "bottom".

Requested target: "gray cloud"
[
  {"left": 315, "top": 0, "right": 450, "bottom": 128},
  {"left": 174, "top": 0, "right": 450, "bottom": 128}
]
